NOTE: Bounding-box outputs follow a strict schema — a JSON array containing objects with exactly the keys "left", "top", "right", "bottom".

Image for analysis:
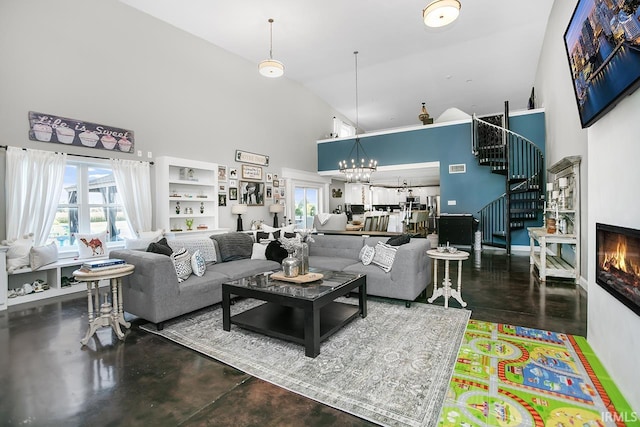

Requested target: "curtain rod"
[{"left": 0, "top": 145, "right": 154, "bottom": 165}]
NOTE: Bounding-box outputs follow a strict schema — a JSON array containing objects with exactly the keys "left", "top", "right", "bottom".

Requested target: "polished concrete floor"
[{"left": 0, "top": 250, "right": 587, "bottom": 426}]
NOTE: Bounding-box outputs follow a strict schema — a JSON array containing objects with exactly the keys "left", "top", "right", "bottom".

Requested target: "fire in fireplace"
[{"left": 596, "top": 223, "right": 640, "bottom": 316}]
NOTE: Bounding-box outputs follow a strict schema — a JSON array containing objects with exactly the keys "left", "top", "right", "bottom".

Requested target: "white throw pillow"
[
  {"left": 261, "top": 224, "right": 296, "bottom": 234},
  {"left": 4, "top": 234, "right": 34, "bottom": 273},
  {"left": 30, "top": 242, "right": 58, "bottom": 270},
  {"left": 76, "top": 231, "right": 107, "bottom": 258},
  {"left": 190, "top": 250, "right": 206, "bottom": 277},
  {"left": 137, "top": 230, "right": 164, "bottom": 241},
  {"left": 251, "top": 242, "right": 268, "bottom": 260},
  {"left": 124, "top": 237, "right": 157, "bottom": 251},
  {"left": 371, "top": 242, "right": 397, "bottom": 272}
]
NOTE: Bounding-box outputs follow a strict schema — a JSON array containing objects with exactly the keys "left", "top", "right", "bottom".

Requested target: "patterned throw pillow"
[
  {"left": 359, "top": 245, "right": 375, "bottom": 266},
  {"left": 172, "top": 248, "right": 192, "bottom": 282},
  {"left": 371, "top": 242, "right": 398, "bottom": 272},
  {"left": 76, "top": 231, "right": 107, "bottom": 259},
  {"left": 190, "top": 250, "right": 206, "bottom": 277},
  {"left": 168, "top": 238, "right": 217, "bottom": 263}
]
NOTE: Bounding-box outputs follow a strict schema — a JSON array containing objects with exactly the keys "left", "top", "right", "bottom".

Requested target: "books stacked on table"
[{"left": 80, "top": 258, "right": 126, "bottom": 272}]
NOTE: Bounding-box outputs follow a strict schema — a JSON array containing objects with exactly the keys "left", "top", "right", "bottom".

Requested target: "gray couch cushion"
[
  {"left": 210, "top": 232, "right": 253, "bottom": 261},
  {"left": 309, "top": 256, "right": 360, "bottom": 271},
  {"left": 308, "top": 235, "right": 364, "bottom": 260},
  {"left": 209, "top": 258, "right": 281, "bottom": 280}
]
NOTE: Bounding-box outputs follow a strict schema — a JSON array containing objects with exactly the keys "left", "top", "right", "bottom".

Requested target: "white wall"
[
  {"left": 535, "top": 0, "right": 640, "bottom": 411},
  {"left": 0, "top": 0, "right": 345, "bottom": 237},
  {"left": 587, "top": 92, "right": 640, "bottom": 412},
  {"left": 534, "top": 0, "right": 589, "bottom": 283}
]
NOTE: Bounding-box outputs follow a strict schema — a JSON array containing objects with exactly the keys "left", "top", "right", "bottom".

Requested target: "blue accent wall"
[{"left": 318, "top": 111, "right": 546, "bottom": 247}]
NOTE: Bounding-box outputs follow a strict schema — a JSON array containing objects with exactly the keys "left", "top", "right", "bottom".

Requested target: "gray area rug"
[{"left": 141, "top": 299, "right": 470, "bottom": 427}]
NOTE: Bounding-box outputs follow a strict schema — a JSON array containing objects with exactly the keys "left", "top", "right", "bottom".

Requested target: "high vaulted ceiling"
[{"left": 120, "top": 0, "right": 555, "bottom": 133}]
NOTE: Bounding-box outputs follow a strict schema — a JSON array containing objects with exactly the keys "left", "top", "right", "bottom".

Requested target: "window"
[
  {"left": 333, "top": 117, "right": 355, "bottom": 138},
  {"left": 294, "top": 186, "right": 319, "bottom": 229},
  {"left": 48, "top": 159, "right": 135, "bottom": 250}
]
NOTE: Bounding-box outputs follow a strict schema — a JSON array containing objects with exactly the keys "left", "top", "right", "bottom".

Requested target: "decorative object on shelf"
[
  {"left": 218, "top": 194, "right": 227, "bottom": 207},
  {"left": 258, "top": 18, "right": 284, "bottom": 78},
  {"left": 229, "top": 187, "right": 238, "bottom": 200},
  {"left": 28, "top": 111, "right": 135, "bottom": 151},
  {"left": 241, "top": 164, "right": 263, "bottom": 180},
  {"left": 558, "top": 177, "right": 569, "bottom": 209},
  {"left": 418, "top": 102, "right": 433, "bottom": 125},
  {"left": 185, "top": 218, "right": 194, "bottom": 231},
  {"left": 339, "top": 51, "right": 377, "bottom": 184},
  {"left": 185, "top": 207, "right": 193, "bottom": 215},
  {"left": 231, "top": 204, "right": 247, "bottom": 231},
  {"left": 422, "top": 0, "right": 461, "bottom": 28},
  {"left": 200, "top": 202, "right": 204, "bottom": 214},
  {"left": 239, "top": 181, "right": 265, "bottom": 206},
  {"left": 282, "top": 253, "right": 300, "bottom": 277},
  {"left": 269, "top": 203, "right": 284, "bottom": 228},
  {"left": 176, "top": 201, "right": 181, "bottom": 214},
  {"left": 218, "top": 165, "right": 227, "bottom": 182}
]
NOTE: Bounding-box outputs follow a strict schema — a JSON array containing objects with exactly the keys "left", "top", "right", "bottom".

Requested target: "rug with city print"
[{"left": 439, "top": 320, "right": 637, "bottom": 426}]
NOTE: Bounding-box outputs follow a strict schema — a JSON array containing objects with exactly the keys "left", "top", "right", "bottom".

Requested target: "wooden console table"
[{"left": 528, "top": 227, "right": 579, "bottom": 284}]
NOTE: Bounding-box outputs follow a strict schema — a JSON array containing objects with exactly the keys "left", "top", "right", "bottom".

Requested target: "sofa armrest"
[
  {"left": 389, "top": 238, "right": 432, "bottom": 284},
  {"left": 110, "top": 249, "right": 180, "bottom": 302}
]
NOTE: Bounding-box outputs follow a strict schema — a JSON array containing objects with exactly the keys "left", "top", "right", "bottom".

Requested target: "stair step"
[
  {"left": 492, "top": 231, "right": 506, "bottom": 238},
  {"left": 509, "top": 208, "right": 538, "bottom": 214}
]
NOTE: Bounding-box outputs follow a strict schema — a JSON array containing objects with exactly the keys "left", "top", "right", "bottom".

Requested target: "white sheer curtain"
[
  {"left": 110, "top": 158, "right": 152, "bottom": 235},
  {"left": 5, "top": 147, "right": 67, "bottom": 245}
]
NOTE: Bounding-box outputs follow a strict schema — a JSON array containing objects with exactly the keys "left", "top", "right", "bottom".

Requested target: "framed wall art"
[
  {"left": 235, "top": 149, "right": 269, "bottom": 166},
  {"left": 239, "top": 180, "right": 265, "bottom": 206},
  {"left": 229, "top": 187, "right": 238, "bottom": 200},
  {"left": 218, "top": 165, "right": 227, "bottom": 182},
  {"left": 241, "top": 164, "right": 263, "bottom": 180},
  {"left": 229, "top": 167, "right": 238, "bottom": 180}
]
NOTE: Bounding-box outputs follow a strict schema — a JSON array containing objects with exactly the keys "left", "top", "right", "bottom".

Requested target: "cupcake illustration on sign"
[
  {"left": 79, "top": 130, "right": 99, "bottom": 147},
  {"left": 33, "top": 123, "right": 52, "bottom": 141},
  {"left": 55, "top": 126, "right": 75, "bottom": 144},
  {"left": 118, "top": 137, "right": 132, "bottom": 152},
  {"left": 101, "top": 134, "right": 117, "bottom": 149}
]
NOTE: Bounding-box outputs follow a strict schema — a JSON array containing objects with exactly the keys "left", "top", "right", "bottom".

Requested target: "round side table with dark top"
[
  {"left": 426, "top": 249, "right": 470, "bottom": 308},
  {"left": 73, "top": 264, "right": 135, "bottom": 346}
]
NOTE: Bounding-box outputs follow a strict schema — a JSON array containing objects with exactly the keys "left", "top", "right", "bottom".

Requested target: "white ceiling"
[{"left": 121, "top": 0, "right": 554, "bottom": 185}]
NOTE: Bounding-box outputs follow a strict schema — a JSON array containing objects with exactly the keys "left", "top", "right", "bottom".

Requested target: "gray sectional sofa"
[{"left": 112, "top": 232, "right": 431, "bottom": 329}]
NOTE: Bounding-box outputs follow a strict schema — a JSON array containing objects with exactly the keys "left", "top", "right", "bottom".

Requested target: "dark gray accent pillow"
[
  {"left": 387, "top": 234, "right": 411, "bottom": 247},
  {"left": 210, "top": 233, "right": 253, "bottom": 262},
  {"left": 147, "top": 237, "right": 173, "bottom": 256}
]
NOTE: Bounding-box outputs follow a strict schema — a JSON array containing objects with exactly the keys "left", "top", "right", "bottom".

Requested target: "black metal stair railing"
[{"left": 473, "top": 110, "right": 544, "bottom": 254}]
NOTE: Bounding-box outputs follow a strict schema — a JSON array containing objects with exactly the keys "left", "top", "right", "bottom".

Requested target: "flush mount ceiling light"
[
  {"left": 423, "top": 0, "right": 461, "bottom": 28},
  {"left": 259, "top": 18, "right": 284, "bottom": 78},
  {"left": 338, "top": 51, "right": 377, "bottom": 184}
]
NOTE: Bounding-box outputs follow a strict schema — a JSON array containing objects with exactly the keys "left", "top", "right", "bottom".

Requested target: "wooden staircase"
[{"left": 473, "top": 102, "right": 544, "bottom": 255}]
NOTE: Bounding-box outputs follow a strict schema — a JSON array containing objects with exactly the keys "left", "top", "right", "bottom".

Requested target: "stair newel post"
[{"left": 504, "top": 101, "right": 511, "bottom": 255}]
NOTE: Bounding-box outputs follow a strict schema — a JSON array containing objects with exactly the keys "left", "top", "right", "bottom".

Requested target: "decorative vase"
[
  {"left": 282, "top": 253, "right": 300, "bottom": 277},
  {"left": 176, "top": 201, "right": 181, "bottom": 214},
  {"left": 296, "top": 242, "right": 309, "bottom": 275}
]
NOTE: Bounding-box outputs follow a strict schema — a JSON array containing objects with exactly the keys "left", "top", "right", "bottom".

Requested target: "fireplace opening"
[{"left": 596, "top": 223, "right": 640, "bottom": 316}]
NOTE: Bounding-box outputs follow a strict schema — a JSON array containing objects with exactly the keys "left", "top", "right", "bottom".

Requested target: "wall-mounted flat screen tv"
[{"left": 563, "top": 0, "right": 640, "bottom": 128}]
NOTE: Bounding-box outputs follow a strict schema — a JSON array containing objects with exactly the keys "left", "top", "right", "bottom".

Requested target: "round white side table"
[
  {"left": 426, "top": 249, "right": 469, "bottom": 308},
  {"left": 73, "top": 264, "right": 135, "bottom": 346}
]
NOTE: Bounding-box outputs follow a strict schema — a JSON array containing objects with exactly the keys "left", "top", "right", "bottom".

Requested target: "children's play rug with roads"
[{"left": 439, "top": 320, "right": 638, "bottom": 426}]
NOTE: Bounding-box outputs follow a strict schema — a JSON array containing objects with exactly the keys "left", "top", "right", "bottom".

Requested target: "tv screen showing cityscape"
[{"left": 563, "top": 0, "right": 640, "bottom": 128}]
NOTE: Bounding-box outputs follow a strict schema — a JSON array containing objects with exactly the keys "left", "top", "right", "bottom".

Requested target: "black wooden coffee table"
[{"left": 222, "top": 270, "right": 367, "bottom": 358}]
